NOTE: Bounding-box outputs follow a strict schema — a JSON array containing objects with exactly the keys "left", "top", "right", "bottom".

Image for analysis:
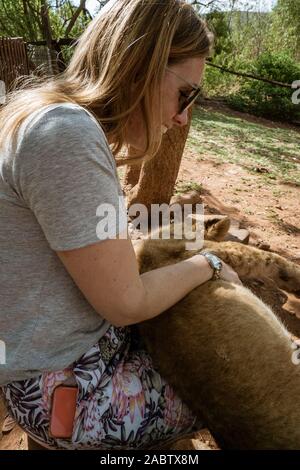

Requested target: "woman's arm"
[{"left": 56, "top": 232, "right": 239, "bottom": 327}]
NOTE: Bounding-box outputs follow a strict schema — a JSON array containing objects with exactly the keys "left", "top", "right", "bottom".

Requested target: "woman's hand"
[
  {"left": 218, "top": 261, "right": 242, "bottom": 285},
  {"left": 190, "top": 254, "right": 242, "bottom": 286}
]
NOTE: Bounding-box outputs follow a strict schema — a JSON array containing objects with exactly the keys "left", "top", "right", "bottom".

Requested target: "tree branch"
[
  {"left": 206, "top": 61, "right": 298, "bottom": 89},
  {"left": 64, "top": 0, "right": 86, "bottom": 38}
]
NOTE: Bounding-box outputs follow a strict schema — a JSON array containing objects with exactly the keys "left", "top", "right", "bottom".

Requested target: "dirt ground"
[
  {"left": 179, "top": 149, "right": 300, "bottom": 331},
  {"left": 1, "top": 105, "right": 299, "bottom": 451}
]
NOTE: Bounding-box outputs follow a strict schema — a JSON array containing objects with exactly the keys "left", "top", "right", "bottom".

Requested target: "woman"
[{"left": 0, "top": 0, "right": 240, "bottom": 449}]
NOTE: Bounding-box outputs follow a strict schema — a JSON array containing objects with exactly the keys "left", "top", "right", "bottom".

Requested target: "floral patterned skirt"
[{"left": 1, "top": 325, "right": 196, "bottom": 449}]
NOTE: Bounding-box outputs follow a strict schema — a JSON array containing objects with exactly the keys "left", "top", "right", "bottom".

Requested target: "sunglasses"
[{"left": 166, "top": 68, "right": 202, "bottom": 115}]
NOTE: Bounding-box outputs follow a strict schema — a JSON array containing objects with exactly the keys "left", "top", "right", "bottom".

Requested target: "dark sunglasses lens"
[{"left": 179, "top": 88, "right": 201, "bottom": 114}]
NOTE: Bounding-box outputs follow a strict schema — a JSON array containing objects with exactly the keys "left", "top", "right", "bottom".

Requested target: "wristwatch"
[{"left": 201, "top": 251, "right": 223, "bottom": 280}]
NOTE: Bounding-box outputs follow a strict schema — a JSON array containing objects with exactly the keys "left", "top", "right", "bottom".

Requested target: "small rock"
[{"left": 225, "top": 228, "right": 250, "bottom": 245}]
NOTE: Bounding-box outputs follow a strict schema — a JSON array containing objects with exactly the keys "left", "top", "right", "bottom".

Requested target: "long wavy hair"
[{"left": 0, "top": 0, "right": 213, "bottom": 166}]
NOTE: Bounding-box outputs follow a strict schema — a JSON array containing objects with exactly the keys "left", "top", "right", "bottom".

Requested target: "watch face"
[
  {"left": 211, "top": 255, "right": 222, "bottom": 270},
  {"left": 204, "top": 252, "right": 222, "bottom": 270}
]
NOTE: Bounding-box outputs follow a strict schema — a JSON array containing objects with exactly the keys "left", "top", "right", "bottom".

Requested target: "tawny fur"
[{"left": 134, "top": 218, "right": 300, "bottom": 449}]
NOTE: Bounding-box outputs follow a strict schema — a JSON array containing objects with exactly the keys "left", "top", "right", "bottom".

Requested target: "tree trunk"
[
  {"left": 124, "top": 108, "right": 193, "bottom": 211},
  {"left": 123, "top": 156, "right": 142, "bottom": 193},
  {"left": 40, "top": 0, "right": 59, "bottom": 74}
]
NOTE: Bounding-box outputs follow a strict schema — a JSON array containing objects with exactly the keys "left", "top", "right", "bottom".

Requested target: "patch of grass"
[
  {"left": 272, "top": 189, "right": 284, "bottom": 197},
  {"left": 174, "top": 181, "right": 202, "bottom": 194},
  {"left": 188, "top": 106, "right": 300, "bottom": 186},
  {"left": 266, "top": 209, "right": 280, "bottom": 222}
]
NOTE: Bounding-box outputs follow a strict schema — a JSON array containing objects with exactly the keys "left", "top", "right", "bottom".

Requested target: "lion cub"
[{"left": 134, "top": 218, "right": 300, "bottom": 449}]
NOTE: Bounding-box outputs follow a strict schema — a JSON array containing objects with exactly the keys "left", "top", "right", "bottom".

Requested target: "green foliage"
[
  {"left": 268, "top": 0, "right": 300, "bottom": 59},
  {"left": 201, "top": 1, "right": 300, "bottom": 122},
  {"left": 228, "top": 53, "right": 300, "bottom": 121},
  {"left": 202, "top": 63, "right": 235, "bottom": 98},
  {"left": 0, "top": 0, "right": 90, "bottom": 42},
  {"left": 49, "top": 1, "right": 91, "bottom": 39},
  {"left": 228, "top": 10, "right": 271, "bottom": 62},
  {"left": 0, "top": 0, "right": 42, "bottom": 41},
  {"left": 0, "top": 0, "right": 93, "bottom": 68},
  {"left": 205, "top": 11, "right": 233, "bottom": 56}
]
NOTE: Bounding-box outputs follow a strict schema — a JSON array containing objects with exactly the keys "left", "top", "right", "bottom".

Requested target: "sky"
[
  {"left": 213, "top": 0, "right": 277, "bottom": 11},
  {"left": 78, "top": 0, "right": 278, "bottom": 15}
]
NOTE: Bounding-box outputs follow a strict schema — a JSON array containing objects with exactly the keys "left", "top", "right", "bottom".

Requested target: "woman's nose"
[{"left": 173, "top": 108, "right": 189, "bottom": 127}]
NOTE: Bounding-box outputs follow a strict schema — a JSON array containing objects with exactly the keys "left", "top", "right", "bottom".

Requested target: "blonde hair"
[{"left": 0, "top": 0, "right": 212, "bottom": 166}]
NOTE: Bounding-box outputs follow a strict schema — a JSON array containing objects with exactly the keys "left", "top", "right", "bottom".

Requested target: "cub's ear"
[{"left": 204, "top": 216, "right": 230, "bottom": 241}]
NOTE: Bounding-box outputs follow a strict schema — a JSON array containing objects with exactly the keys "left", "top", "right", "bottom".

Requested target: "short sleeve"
[{"left": 13, "top": 106, "right": 127, "bottom": 250}]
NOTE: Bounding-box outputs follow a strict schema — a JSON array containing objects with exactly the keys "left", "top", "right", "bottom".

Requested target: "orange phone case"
[{"left": 49, "top": 385, "right": 78, "bottom": 439}]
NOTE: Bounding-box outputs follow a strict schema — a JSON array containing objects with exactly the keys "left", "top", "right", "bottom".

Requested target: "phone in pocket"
[{"left": 49, "top": 385, "right": 78, "bottom": 439}]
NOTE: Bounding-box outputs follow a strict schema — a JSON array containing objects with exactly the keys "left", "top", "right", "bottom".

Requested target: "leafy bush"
[
  {"left": 203, "top": 54, "right": 243, "bottom": 98},
  {"left": 202, "top": 63, "right": 232, "bottom": 97},
  {"left": 205, "top": 11, "right": 233, "bottom": 57},
  {"left": 227, "top": 53, "right": 300, "bottom": 122}
]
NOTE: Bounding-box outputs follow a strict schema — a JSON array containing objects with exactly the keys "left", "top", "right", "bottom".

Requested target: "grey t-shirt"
[{"left": 0, "top": 103, "right": 127, "bottom": 386}]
